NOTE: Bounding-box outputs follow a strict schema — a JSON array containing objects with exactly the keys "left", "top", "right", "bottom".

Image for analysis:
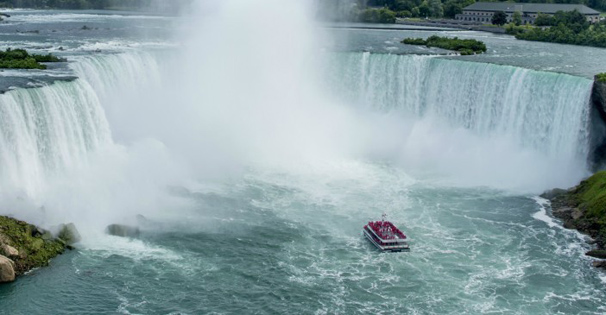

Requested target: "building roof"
[{"left": 463, "top": 2, "right": 600, "bottom": 15}]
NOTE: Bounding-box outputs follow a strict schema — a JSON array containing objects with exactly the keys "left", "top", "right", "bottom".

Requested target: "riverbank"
[
  {"left": 396, "top": 18, "right": 507, "bottom": 34},
  {"left": 326, "top": 23, "right": 462, "bottom": 32},
  {"left": 541, "top": 172, "right": 606, "bottom": 268},
  {"left": 0, "top": 216, "right": 79, "bottom": 283}
]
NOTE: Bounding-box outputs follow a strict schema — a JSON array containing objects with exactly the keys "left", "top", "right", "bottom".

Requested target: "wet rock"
[
  {"left": 587, "top": 238, "right": 598, "bottom": 245},
  {"left": 586, "top": 250, "right": 606, "bottom": 259},
  {"left": 540, "top": 188, "right": 567, "bottom": 200},
  {"left": 0, "top": 255, "right": 15, "bottom": 283},
  {"left": 30, "top": 225, "right": 46, "bottom": 237},
  {"left": 136, "top": 214, "right": 150, "bottom": 226},
  {"left": 1, "top": 244, "right": 18, "bottom": 258},
  {"left": 593, "top": 260, "right": 606, "bottom": 268},
  {"left": 563, "top": 221, "right": 575, "bottom": 229},
  {"left": 1, "top": 216, "right": 66, "bottom": 278},
  {"left": 571, "top": 209, "right": 584, "bottom": 220},
  {"left": 57, "top": 223, "right": 81, "bottom": 245},
  {"left": 106, "top": 224, "right": 140, "bottom": 238},
  {"left": 552, "top": 206, "right": 574, "bottom": 218}
]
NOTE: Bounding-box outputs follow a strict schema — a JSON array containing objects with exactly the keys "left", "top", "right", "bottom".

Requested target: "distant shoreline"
[
  {"left": 326, "top": 24, "right": 463, "bottom": 32},
  {"left": 323, "top": 20, "right": 507, "bottom": 35},
  {"left": 395, "top": 19, "right": 507, "bottom": 34}
]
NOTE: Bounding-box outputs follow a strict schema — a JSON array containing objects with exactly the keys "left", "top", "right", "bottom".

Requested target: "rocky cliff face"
[
  {"left": 592, "top": 78, "right": 606, "bottom": 121},
  {"left": 542, "top": 171, "right": 606, "bottom": 268},
  {"left": 590, "top": 78, "right": 606, "bottom": 170}
]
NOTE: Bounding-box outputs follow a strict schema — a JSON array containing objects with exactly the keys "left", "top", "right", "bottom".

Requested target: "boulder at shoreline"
[
  {"left": 0, "top": 216, "right": 70, "bottom": 283},
  {"left": 106, "top": 224, "right": 140, "bottom": 238},
  {"left": 0, "top": 255, "right": 15, "bottom": 282}
]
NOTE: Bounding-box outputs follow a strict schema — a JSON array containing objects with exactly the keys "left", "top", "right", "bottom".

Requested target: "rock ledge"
[{"left": 0, "top": 216, "right": 77, "bottom": 283}]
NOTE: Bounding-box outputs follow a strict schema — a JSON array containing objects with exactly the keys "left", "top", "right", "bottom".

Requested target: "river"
[{"left": 0, "top": 4, "right": 605, "bottom": 314}]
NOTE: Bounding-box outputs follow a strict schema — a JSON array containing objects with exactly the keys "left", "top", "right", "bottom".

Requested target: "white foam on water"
[
  {"left": 79, "top": 233, "right": 182, "bottom": 262},
  {"left": 532, "top": 196, "right": 592, "bottom": 247},
  {"left": 532, "top": 196, "right": 558, "bottom": 228},
  {"left": 76, "top": 231, "right": 209, "bottom": 278},
  {"left": 75, "top": 40, "right": 176, "bottom": 52}
]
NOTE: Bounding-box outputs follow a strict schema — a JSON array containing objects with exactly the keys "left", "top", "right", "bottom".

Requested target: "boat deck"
[{"left": 363, "top": 220, "right": 409, "bottom": 252}]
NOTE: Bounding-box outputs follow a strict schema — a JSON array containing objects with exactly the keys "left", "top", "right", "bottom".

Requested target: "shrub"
[
  {"left": 0, "top": 48, "right": 64, "bottom": 69},
  {"left": 359, "top": 8, "right": 397, "bottom": 24},
  {"left": 402, "top": 35, "right": 487, "bottom": 54},
  {"left": 396, "top": 10, "right": 412, "bottom": 18}
]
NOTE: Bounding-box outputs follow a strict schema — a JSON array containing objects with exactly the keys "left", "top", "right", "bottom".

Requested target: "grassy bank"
[
  {"left": 569, "top": 171, "right": 606, "bottom": 239},
  {"left": 0, "top": 216, "right": 65, "bottom": 275}
]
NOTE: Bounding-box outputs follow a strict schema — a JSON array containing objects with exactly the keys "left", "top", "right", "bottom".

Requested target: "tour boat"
[{"left": 363, "top": 215, "right": 410, "bottom": 252}]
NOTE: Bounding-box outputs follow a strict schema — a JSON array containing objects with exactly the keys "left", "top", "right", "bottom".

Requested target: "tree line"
[
  {"left": 327, "top": 0, "right": 606, "bottom": 23},
  {"left": 512, "top": 10, "right": 606, "bottom": 47}
]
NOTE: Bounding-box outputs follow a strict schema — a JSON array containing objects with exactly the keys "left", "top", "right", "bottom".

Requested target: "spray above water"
[
  {"left": 0, "top": 0, "right": 369, "bottom": 233},
  {"left": 100, "top": 0, "right": 370, "bottom": 177}
]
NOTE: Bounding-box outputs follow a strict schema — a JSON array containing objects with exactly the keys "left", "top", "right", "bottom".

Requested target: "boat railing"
[
  {"left": 364, "top": 225, "right": 406, "bottom": 243},
  {"left": 367, "top": 221, "right": 407, "bottom": 240}
]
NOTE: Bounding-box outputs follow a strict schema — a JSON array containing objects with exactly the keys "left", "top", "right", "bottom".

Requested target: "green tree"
[
  {"left": 392, "top": 0, "right": 413, "bottom": 11},
  {"left": 359, "top": 7, "right": 397, "bottom": 23},
  {"left": 428, "top": 0, "right": 443, "bottom": 18},
  {"left": 418, "top": 1, "right": 430, "bottom": 17},
  {"left": 553, "top": 9, "right": 589, "bottom": 32},
  {"left": 396, "top": 10, "right": 412, "bottom": 17},
  {"left": 513, "top": 11, "right": 522, "bottom": 26},
  {"left": 492, "top": 11, "right": 507, "bottom": 25},
  {"left": 443, "top": 0, "right": 463, "bottom": 18},
  {"left": 411, "top": 7, "right": 421, "bottom": 17},
  {"left": 513, "top": 10, "right": 606, "bottom": 48},
  {"left": 378, "top": 7, "right": 397, "bottom": 22},
  {"left": 534, "top": 12, "right": 554, "bottom": 26}
]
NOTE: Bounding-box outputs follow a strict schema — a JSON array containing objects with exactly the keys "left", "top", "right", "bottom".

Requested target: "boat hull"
[{"left": 363, "top": 228, "right": 410, "bottom": 252}]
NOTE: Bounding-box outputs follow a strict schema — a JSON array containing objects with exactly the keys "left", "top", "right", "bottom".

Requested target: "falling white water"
[
  {"left": 324, "top": 52, "right": 593, "bottom": 191},
  {"left": 0, "top": 80, "right": 111, "bottom": 198},
  {"left": 328, "top": 53, "right": 593, "bottom": 158}
]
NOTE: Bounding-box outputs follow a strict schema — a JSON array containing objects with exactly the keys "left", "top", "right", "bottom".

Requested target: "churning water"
[{"left": 0, "top": 2, "right": 605, "bottom": 314}]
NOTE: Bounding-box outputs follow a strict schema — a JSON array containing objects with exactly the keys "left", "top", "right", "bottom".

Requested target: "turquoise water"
[
  {"left": 2, "top": 168, "right": 604, "bottom": 314},
  {"left": 0, "top": 8, "right": 605, "bottom": 314}
]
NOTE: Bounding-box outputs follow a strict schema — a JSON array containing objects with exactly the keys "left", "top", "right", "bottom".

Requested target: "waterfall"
[
  {"left": 0, "top": 79, "right": 111, "bottom": 197},
  {"left": 0, "top": 49, "right": 597, "bottom": 199},
  {"left": 0, "top": 52, "right": 177, "bottom": 228},
  {"left": 326, "top": 52, "right": 594, "bottom": 164},
  {"left": 69, "top": 52, "right": 162, "bottom": 101}
]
